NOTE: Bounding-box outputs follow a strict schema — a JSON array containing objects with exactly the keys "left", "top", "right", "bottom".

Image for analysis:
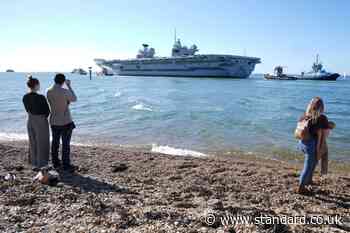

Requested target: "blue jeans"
[{"left": 298, "top": 139, "right": 318, "bottom": 186}]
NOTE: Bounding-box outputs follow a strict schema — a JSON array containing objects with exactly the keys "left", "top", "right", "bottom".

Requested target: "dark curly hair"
[{"left": 26, "top": 75, "right": 39, "bottom": 89}]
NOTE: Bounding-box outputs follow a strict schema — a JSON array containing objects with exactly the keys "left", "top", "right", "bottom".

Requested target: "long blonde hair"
[{"left": 305, "top": 97, "right": 324, "bottom": 124}]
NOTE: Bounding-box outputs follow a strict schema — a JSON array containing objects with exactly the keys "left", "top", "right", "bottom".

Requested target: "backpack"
[{"left": 295, "top": 118, "right": 311, "bottom": 140}]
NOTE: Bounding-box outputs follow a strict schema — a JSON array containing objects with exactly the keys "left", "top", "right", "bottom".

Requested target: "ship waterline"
[{"left": 95, "top": 38, "right": 261, "bottom": 78}]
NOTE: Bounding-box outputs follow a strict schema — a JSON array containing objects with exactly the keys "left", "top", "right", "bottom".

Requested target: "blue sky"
[{"left": 0, "top": 0, "right": 349, "bottom": 73}]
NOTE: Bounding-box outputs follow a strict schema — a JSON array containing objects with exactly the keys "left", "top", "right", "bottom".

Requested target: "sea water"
[{"left": 0, "top": 72, "right": 349, "bottom": 160}]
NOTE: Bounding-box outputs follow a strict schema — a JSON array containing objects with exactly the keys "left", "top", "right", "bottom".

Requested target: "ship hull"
[
  {"left": 116, "top": 68, "right": 251, "bottom": 78},
  {"left": 264, "top": 74, "right": 297, "bottom": 80},
  {"left": 298, "top": 73, "right": 340, "bottom": 81},
  {"left": 95, "top": 55, "right": 260, "bottom": 79}
]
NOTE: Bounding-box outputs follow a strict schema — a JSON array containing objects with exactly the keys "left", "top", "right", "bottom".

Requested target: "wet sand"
[{"left": 0, "top": 141, "right": 349, "bottom": 233}]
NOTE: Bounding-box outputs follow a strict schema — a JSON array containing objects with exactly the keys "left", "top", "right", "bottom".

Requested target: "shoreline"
[
  {"left": 2, "top": 139, "right": 350, "bottom": 173},
  {"left": 1, "top": 141, "right": 350, "bottom": 232}
]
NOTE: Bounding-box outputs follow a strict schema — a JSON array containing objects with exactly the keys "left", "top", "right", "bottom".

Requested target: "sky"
[{"left": 0, "top": 0, "right": 349, "bottom": 73}]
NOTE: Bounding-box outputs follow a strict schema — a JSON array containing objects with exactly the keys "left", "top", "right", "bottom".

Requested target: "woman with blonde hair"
[{"left": 297, "top": 97, "right": 334, "bottom": 194}]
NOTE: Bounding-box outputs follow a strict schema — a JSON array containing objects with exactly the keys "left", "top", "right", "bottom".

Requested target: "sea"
[{"left": 1, "top": 72, "right": 349, "bottom": 161}]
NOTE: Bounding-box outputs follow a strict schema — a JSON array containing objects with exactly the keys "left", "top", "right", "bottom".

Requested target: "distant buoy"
[{"left": 88, "top": 67, "right": 92, "bottom": 80}]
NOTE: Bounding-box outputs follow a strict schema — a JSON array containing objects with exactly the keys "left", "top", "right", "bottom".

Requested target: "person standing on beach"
[
  {"left": 47, "top": 73, "right": 77, "bottom": 172},
  {"left": 23, "top": 76, "right": 50, "bottom": 171},
  {"left": 297, "top": 97, "right": 334, "bottom": 194}
]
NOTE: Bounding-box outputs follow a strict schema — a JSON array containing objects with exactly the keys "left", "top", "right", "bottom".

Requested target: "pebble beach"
[{"left": 0, "top": 141, "right": 349, "bottom": 233}]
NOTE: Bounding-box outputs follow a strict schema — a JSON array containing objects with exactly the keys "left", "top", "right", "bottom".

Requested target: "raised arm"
[{"left": 65, "top": 81, "right": 77, "bottom": 103}]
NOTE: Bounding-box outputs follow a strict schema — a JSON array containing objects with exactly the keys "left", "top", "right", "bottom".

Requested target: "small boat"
[
  {"left": 6, "top": 69, "right": 15, "bottom": 72},
  {"left": 101, "top": 67, "right": 114, "bottom": 76},
  {"left": 298, "top": 55, "right": 339, "bottom": 81},
  {"left": 71, "top": 68, "right": 87, "bottom": 75},
  {"left": 264, "top": 66, "right": 297, "bottom": 80}
]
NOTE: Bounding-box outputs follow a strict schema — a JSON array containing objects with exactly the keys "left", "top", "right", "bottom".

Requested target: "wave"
[
  {"left": 0, "top": 132, "right": 28, "bottom": 141},
  {"left": 114, "top": 92, "right": 122, "bottom": 98},
  {"left": 151, "top": 144, "right": 206, "bottom": 157},
  {"left": 0, "top": 132, "right": 95, "bottom": 147},
  {"left": 132, "top": 103, "right": 153, "bottom": 112},
  {"left": 71, "top": 141, "right": 95, "bottom": 147}
]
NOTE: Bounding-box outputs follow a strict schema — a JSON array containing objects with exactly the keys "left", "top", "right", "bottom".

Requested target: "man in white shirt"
[{"left": 47, "top": 73, "right": 77, "bottom": 172}]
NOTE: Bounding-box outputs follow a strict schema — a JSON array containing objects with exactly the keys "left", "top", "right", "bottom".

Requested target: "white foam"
[
  {"left": 132, "top": 103, "right": 153, "bottom": 112},
  {"left": 151, "top": 144, "right": 207, "bottom": 157},
  {"left": 0, "top": 132, "right": 93, "bottom": 147},
  {"left": 71, "top": 142, "right": 93, "bottom": 147},
  {"left": 0, "top": 132, "right": 28, "bottom": 141},
  {"left": 114, "top": 92, "right": 122, "bottom": 97}
]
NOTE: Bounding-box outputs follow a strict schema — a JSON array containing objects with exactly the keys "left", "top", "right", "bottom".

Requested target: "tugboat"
[
  {"left": 264, "top": 66, "right": 297, "bottom": 80},
  {"left": 298, "top": 55, "right": 339, "bottom": 80},
  {"left": 71, "top": 68, "right": 88, "bottom": 75},
  {"left": 101, "top": 67, "right": 114, "bottom": 76}
]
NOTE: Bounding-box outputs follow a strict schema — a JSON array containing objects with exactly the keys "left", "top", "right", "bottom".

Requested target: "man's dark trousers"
[{"left": 51, "top": 123, "right": 74, "bottom": 168}]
